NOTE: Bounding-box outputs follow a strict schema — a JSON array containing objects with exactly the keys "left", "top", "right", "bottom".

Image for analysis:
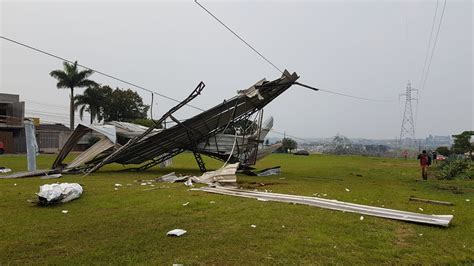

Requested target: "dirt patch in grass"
[
  {"left": 393, "top": 225, "right": 415, "bottom": 247},
  {"left": 435, "top": 185, "right": 471, "bottom": 194},
  {"left": 237, "top": 181, "right": 285, "bottom": 189}
]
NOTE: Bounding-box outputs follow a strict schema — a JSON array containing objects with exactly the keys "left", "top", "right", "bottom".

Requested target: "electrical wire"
[
  {"left": 194, "top": 0, "right": 283, "bottom": 74},
  {"left": 24, "top": 99, "right": 69, "bottom": 109},
  {"left": 418, "top": 0, "right": 440, "bottom": 90},
  {"left": 295, "top": 82, "right": 393, "bottom": 102},
  {"left": 420, "top": 0, "right": 447, "bottom": 95},
  {"left": 0, "top": 35, "right": 205, "bottom": 112},
  {"left": 195, "top": 1, "right": 394, "bottom": 103},
  {"left": 415, "top": 0, "right": 447, "bottom": 129}
]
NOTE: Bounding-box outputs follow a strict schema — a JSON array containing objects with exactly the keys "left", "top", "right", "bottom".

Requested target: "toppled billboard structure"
[{"left": 52, "top": 70, "right": 298, "bottom": 174}]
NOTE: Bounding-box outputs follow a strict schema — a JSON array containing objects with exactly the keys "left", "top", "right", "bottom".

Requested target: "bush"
[
  {"left": 436, "top": 146, "right": 450, "bottom": 156},
  {"left": 436, "top": 158, "right": 472, "bottom": 180}
]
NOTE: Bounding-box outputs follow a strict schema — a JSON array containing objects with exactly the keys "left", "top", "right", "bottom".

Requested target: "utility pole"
[{"left": 399, "top": 81, "right": 418, "bottom": 148}]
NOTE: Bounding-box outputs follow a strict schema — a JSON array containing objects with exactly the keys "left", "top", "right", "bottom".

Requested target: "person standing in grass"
[
  {"left": 402, "top": 149, "right": 408, "bottom": 160},
  {"left": 432, "top": 151, "right": 438, "bottom": 165},
  {"left": 417, "top": 150, "right": 431, "bottom": 180}
]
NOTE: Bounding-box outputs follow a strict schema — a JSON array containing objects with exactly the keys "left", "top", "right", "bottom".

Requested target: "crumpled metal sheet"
[
  {"left": 155, "top": 172, "right": 189, "bottom": 183},
  {"left": 194, "top": 186, "right": 454, "bottom": 227},
  {"left": 191, "top": 163, "right": 239, "bottom": 184},
  {"left": 257, "top": 166, "right": 281, "bottom": 176},
  {"left": 37, "top": 183, "right": 83, "bottom": 205}
]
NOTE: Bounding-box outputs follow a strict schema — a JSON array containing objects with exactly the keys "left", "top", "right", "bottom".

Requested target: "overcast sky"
[{"left": 1, "top": 0, "right": 472, "bottom": 140}]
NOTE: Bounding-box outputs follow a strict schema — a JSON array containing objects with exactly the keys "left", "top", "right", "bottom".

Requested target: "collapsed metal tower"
[{"left": 51, "top": 70, "right": 299, "bottom": 173}]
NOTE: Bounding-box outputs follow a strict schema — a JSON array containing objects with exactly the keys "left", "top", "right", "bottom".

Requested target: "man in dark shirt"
[
  {"left": 432, "top": 151, "right": 438, "bottom": 165},
  {"left": 417, "top": 150, "right": 430, "bottom": 180}
]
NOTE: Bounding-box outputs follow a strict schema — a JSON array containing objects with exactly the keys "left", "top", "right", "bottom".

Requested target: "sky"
[{"left": 1, "top": 0, "right": 472, "bottom": 140}]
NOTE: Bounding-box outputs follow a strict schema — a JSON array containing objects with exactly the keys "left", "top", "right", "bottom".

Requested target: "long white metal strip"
[{"left": 194, "top": 186, "right": 453, "bottom": 227}]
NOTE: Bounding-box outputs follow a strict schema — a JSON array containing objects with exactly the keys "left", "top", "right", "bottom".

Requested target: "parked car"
[
  {"left": 294, "top": 150, "right": 309, "bottom": 156},
  {"left": 436, "top": 154, "right": 446, "bottom": 161}
]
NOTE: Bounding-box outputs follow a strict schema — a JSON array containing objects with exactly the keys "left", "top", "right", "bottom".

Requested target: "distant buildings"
[
  {"left": 0, "top": 93, "right": 74, "bottom": 154},
  {"left": 0, "top": 93, "right": 26, "bottom": 153}
]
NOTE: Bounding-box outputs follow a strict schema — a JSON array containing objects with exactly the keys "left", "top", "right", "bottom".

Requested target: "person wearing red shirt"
[{"left": 417, "top": 150, "right": 431, "bottom": 180}]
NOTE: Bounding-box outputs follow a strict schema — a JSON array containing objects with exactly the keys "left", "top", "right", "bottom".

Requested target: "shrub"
[{"left": 436, "top": 158, "right": 472, "bottom": 180}]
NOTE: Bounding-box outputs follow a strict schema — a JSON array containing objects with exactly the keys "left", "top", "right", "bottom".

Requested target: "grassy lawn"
[{"left": 0, "top": 153, "right": 473, "bottom": 264}]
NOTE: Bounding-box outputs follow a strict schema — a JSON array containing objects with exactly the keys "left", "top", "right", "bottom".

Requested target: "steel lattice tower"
[{"left": 399, "top": 81, "right": 418, "bottom": 148}]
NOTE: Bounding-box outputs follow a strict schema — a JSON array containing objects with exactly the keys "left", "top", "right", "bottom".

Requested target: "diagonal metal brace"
[{"left": 169, "top": 115, "right": 207, "bottom": 173}]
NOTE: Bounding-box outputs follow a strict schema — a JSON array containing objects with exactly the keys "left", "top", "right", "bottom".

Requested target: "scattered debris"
[
  {"left": 156, "top": 172, "right": 189, "bottom": 183},
  {"left": 419, "top": 233, "right": 423, "bottom": 236},
  {"left": 13, "top": 183, "right": 17, "bottom": 186},
  {"left": 409, "top": 196, "right": 453, "bottom": 206},
  {"left": 1, "top": 169, "right": 60, "bottom": 179},
  {"left": 114, "top": 183, "right": 122, "bottom": 187},
  {"left": 37, "top": 183, "right": 83, "bottom": 205},
  {"left": 182, "top": 202, "right": 189, "bottom": 206},
  {"left": 184, "top": 179, "right": 193, "bottom": 187},
  {"left": 345, "top": 188, "right": 350, "bottom": 192},
  {"left": 143, "top": 185, "right": 170, "bottom": 191},
  {"left": 167, "top": 229, "right": 187, "bottom": 237},
  {"left": 250, "top": 224, "right": 257, "bottom": 228},
  {"left": 190, "top": 163, "right": 239, "bottom": 184},
  {"left": 0, "top": 167, "right": 12, "bottom": 173},
  {"left": 257, "top": 198, "right": 269, "bottom": 202},
  {"left": 418, "top": 207, "right": 424, "bottom": 212},
  {"left": 194, "top": 186, "right": 453, "bottom": 227},
  {"left": 466, "top": 199, "right": 470, "bottom": 202},
  {"left": 257, "top": 166, "right": 281, "bottom": 177},
  {"left": 40, "top": 174, "right": 62, "bottom": 180},
  {"left": 62, "top": 210, "right": 68, "bottom": 214},
  {"left": 209, "top": 201, "right": 215, "bottom": 204},
  {"left": 360, "top": 216, "right": 364, "bottom": 221}
]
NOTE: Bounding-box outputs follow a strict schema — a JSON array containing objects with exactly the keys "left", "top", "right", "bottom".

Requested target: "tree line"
[{"left": 50, "top": 61, "right": 149, "bottom": 129}]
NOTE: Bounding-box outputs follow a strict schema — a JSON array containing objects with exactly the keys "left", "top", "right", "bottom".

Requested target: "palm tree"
[
  {"left": 50, "top": 61, "right": 97, "bottom": 130},
  {"left": 74, "top": 85, "right": 109, "bottom": 124}
]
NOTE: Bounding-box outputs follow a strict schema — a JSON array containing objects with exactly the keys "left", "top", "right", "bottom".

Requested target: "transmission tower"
[{"left": 399, "top": 81, "right": 418, "bottom": 148}]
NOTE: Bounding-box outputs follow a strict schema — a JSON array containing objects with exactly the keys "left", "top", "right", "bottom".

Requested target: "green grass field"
[{"left": 1, "top": 153, "right": 473, "bottom": 264}]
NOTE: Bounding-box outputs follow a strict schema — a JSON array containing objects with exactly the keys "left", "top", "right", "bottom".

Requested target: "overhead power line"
[
  {"left": 418, "top": 0, "right": 440, "bottom": 90},
  {"left": 194, "top": 1, "right": 393, "bottom": 103},
  {"left": 24, "top": 99, "right": 69, "bottom": 109},
  {"left": 420, "top": 0, "right": 447, "bottom": 95},
  {"left": 194, "top": 0, "right": 283, "bottom": 74},
  {"left": 0, "top": 35, "right": 205, "bottom": 112}
]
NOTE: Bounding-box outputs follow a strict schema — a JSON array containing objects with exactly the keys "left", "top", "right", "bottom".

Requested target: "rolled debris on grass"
[
  {"left": 0, "top": 167, "right": 12, "bottom": 174},
  {"left": 193, "top": 186, "right": 454, "bottom": 227},
  {"left": 36, "top": 183, "right": 83, "bottom": 205}
]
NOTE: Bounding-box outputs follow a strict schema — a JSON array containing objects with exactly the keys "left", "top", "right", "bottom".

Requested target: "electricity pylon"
[{"left": 399, "top": 81, "right": 418, "bottom": 148}]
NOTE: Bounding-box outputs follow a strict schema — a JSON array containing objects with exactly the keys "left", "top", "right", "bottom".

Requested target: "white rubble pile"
[{"left": 37, "top": 183, "right": 83, "bottom": 205}]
